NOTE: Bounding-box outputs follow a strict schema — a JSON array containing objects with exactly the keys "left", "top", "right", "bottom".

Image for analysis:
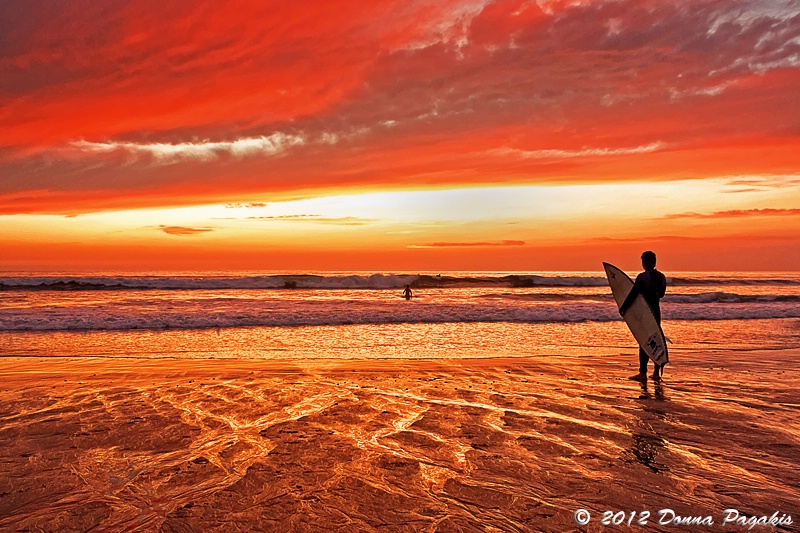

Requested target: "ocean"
[{"left": 2, "top": 270, "right": 799, "bottom": 359}]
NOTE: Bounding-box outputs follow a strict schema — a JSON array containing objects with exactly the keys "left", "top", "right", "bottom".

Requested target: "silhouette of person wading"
[
  {"left": 403, "top": 285, "right": 413, "bottom": 301},
  {"left": 619, "top": 251, "right": 667, "bottom": 381}
]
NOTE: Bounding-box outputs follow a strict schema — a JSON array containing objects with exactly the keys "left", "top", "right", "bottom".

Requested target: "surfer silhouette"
[
  {"left": 620, "top": 251, "right": 667, "bottom": 381},
  {"left": 403, "top": 285, "right": 413, "bottom": 300}
]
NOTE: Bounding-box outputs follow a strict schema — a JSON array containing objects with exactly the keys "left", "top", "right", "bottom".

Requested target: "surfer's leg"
[
  {"left": 650, "top": 364, "right": 662, "bottom": 381},
  {"left": 638, "top": 347, "right": 649, "bottom": 374},
  {"left": 629, "top": 348, "right": 649, "bottom": 381}
]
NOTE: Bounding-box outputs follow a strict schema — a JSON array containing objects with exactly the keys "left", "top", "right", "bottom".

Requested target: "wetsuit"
[{"left": 620, "top": 268, "right": 667, "bottom": 373}]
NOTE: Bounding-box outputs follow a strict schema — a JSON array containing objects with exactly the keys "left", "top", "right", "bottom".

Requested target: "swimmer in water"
[{"left": 403, "top": 285, "right": 413, "bottom": 300}]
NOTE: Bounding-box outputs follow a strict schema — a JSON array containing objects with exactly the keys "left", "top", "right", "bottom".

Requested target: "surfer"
[
  {"left": 403, "top": 285, "right": 413, "bottom": 300},
  {"left": 620, "top": 251, "right": 667, "bottom": 381}
]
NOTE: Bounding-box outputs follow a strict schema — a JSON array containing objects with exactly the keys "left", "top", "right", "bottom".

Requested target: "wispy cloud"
[
  {"left": 245, "top": 215, "right": 376, "bottom": 226},
  {"left": 409, "top": 240, "right": 526, "bottom": 248},
  {"left": 73, "top": 133, "right": 306, "bottom": 164},
  {"left": 159, "top": 225, "right": 214, "bottom": 236},
  {"left": 708, "top": 2, "right": 800, "bottom": 75},
  {"left": 225, "top": 202, "right": 267, "bottom": 209},
  {"left": 664, "top": 208, "right": 800, "bottom": 219},
  {"left": 725, "top": 176, "right": 800, "bottom": 189},
  {"left": 493, "top": 142, "right": 666, "bottom": 160}
]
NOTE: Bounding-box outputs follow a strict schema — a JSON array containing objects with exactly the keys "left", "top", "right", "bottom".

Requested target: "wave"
[
  {"left": 0, "top": 274, "right": 417, "bottom": 291},
  {"left": 2, "top": 273, "right": 798, "bottom": 291},
  {"left": 482, "top": 291, "right": 800, "bottom": 304},
  {"left": 670, "top": 277, "right": 800, "bottom": 286},
  {"left": 664, "top": 292, "right": 800, "bottom": 304},
  {"left": 0, "top": 273, "right": 610, "bottom": 291},
  {"left": 2, "top": 300, "right": 799, "bottom": 332}
]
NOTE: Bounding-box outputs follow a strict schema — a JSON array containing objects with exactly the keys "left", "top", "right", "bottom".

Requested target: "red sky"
[{"left": 2, "top": 0, "right": 800, "bottom": 271}]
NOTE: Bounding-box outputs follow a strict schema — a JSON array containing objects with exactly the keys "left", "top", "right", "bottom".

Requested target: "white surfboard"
[{"left": 603, "top": 262, "right": 669, "bottom": 367}]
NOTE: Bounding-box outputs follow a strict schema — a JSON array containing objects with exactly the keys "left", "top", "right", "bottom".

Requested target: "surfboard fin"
[{"left": 665, "top": 336, "right": 673, "bottom": 344}]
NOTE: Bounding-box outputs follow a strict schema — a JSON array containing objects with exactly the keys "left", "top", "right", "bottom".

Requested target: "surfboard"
[{"left": 603, "top": 262, "right": 669, "bottom": 367}]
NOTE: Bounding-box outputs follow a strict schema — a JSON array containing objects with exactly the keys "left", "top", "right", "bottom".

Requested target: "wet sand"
[{"left": 0, "top": 351, "right": 798, "bottom": 532}]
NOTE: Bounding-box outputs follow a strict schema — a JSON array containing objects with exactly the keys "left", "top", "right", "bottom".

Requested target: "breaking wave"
[
  {"left": 2, "top": 272, "right": 799, "bottom": 291},
  {"left": 2, "top": 299, "right": 799, "bottom": 332}
]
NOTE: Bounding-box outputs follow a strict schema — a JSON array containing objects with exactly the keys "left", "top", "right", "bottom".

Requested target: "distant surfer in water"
[
  {"left": 403, "top": 285, "right": 413, "bottom": 300},
  {"left": 620, "top": 251, "right": 667, "bottom": 381}
]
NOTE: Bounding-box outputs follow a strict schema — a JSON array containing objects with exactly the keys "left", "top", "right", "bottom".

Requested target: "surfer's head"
[{"left": 641, "top": 250, "right": 657, "bottom": 270}]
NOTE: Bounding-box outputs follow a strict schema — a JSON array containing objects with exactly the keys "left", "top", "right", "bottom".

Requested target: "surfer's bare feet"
[{"left": 628, "top": 373, "right": 647, "bottom": 382}]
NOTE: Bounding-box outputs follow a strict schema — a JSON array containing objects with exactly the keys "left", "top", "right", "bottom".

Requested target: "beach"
[
  {"left": 1, "top": 346, "right": 798, "bottom": 532},
  {"left": 1, "top": 272, "right": 799, "bottom": 531}
]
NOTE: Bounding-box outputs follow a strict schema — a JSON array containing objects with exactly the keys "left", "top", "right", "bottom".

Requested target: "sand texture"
[{"left": 0, "top": 351, "right": 798, "bottom": 532}]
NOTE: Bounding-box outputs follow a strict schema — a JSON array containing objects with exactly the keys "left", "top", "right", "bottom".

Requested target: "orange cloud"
[{"left": 159, "top": 226, "right": 213, "bottom": 236}]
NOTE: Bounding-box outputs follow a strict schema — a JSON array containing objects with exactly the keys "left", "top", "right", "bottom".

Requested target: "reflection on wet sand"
[{"left": 0, "top": 351, "right": 798, "bottom": 532}]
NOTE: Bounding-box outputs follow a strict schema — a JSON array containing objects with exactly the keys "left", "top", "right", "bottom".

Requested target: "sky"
[{"left": 2, "top": 0, "right": 800, "bottom": 272}]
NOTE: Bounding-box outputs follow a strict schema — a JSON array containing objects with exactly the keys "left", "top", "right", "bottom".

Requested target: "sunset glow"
[{"left": 2, "top": 0, "right": 800, "bottom": 270}]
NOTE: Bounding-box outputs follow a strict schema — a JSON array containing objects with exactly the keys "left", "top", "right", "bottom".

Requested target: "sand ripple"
[{"left": 0, "top": 353, "right": 798, "bottom": 532}]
